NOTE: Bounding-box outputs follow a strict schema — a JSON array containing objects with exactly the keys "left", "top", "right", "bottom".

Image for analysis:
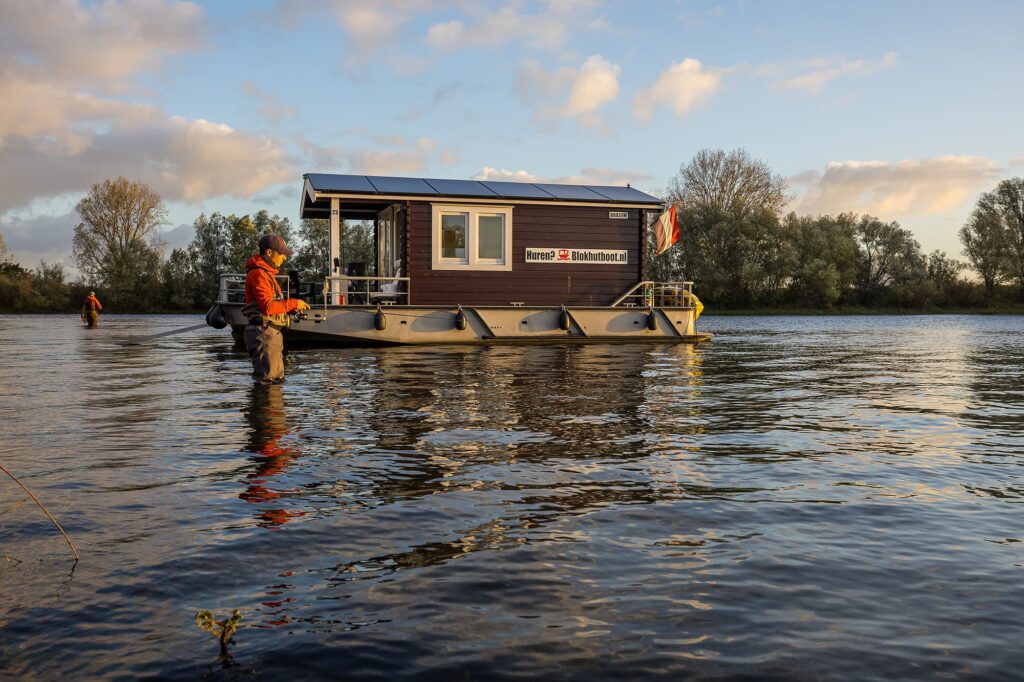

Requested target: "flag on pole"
[{"left": 654, "top": 205, "right": 680, "bottom": 255}]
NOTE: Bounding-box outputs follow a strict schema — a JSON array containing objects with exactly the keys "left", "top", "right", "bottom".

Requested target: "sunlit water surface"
[{"left": 1, "top": 314, "right": 1022, "bottom": 680}]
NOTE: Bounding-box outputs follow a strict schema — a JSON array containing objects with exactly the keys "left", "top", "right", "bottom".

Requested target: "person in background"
[
  {"left": 81, "top": 291, "right": 102, "bottom": 328},
  {"left": 241, "top": 234, "right": 310, "bottom": 384}
]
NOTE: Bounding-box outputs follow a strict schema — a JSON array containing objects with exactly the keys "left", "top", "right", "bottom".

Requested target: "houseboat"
[{"left": 208, "top": 173, "right": 711, "bottom": 345}]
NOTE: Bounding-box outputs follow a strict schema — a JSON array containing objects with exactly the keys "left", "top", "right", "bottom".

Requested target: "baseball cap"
[{"left": 259, "top": 233, "right": 294, "bottom": 257}]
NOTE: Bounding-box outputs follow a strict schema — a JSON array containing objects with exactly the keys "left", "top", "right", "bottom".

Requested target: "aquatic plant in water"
[{"left": 195, "top": 609, "right": 242, "bottom": 659}]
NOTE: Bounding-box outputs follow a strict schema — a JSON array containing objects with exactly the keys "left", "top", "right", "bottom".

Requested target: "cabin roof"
[{"left": 301, "top": 173, "right": 663, "bottom": 219}]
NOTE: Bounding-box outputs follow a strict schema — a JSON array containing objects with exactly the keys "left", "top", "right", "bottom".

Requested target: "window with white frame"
[{"left": 432, "top": 204, "right": 513, "bottom": 271}]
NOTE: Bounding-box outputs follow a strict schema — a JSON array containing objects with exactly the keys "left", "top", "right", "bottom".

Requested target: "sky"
[{"left": 1, "top": 0, "right": 1022, "bottom": 269}]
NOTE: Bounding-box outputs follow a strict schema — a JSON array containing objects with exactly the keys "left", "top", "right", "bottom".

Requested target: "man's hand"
[{"left": 294, "top": 299, "right": 311, "bottom": 311}]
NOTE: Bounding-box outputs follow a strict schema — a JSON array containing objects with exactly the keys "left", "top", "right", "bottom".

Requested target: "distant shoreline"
[{"left": 705, "top": 305, "right": 1024, "bottom": 316}]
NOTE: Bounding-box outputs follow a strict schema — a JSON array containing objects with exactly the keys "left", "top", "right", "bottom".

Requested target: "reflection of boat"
[{"left": 212, "top": 173, "right": 711, "bottom": 346}]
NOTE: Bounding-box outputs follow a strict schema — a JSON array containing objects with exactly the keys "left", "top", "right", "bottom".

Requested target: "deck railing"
[
  {"left": 612, "top": 280, "right": 695, "bottom": 308},
  {"left": 218, "top": 273, "right": 290, "bottom": 304},
  {"left": 218, "top": 273, "right": 410, "bottom": 306},
  {"left": 323, "top": 276, "right": 411, "bottom": 306}
]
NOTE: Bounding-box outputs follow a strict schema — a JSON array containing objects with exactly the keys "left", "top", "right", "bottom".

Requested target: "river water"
[{"left": 0, "top": 314, "right": 1022, "bottom": 680}]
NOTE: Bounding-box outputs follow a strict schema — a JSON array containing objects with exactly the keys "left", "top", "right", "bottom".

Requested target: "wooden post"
[
  {"left": 639, "top": 209, "right": 648, "bottom": 282},
  {"left": 329, "top": 197, "right": 341, "bottom": 304}
]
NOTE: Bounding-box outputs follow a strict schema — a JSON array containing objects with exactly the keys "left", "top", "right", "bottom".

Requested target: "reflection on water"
[
  {"left": 0, "top": 314, "right": 1023, "bottom": 679},
  {"left": 241, "top": 385, "right": 303, "bottom": 528}
]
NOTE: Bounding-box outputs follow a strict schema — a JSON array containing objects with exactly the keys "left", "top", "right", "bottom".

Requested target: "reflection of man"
[
  {"left": 241, "top": 234, "right": 310, "bottom": 384},
  {"left": 81, "top": 291, "right": 102, "bottom": 327},
  {"left": 241, "top": 384, "right": 303, "bottom": 528}
]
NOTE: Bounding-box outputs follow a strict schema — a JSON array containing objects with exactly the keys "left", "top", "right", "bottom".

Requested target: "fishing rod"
[
  {"left": 118, "top": 323, "right": 209, "bottom": 346},
  {"left": 0, "top": 464, "right": 79, "bottom": 562}
]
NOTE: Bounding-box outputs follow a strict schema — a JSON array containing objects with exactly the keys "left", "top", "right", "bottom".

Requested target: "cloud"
[
  {"left": 634, "top": 58, "right": 722, "bottom": 122},
  {"left": 242, "top": 82, "right": 297, "bottom": 122},
  {"left": 274, "top": 1, "right": 605, "bottom": 74},
  {"left": 0, "top": 0, "right": 206, "bottom": 84},
  {"left": 0, "top": 118, "right": 293, "bottom": 213},
  {"left": 424, "top": 1, "right": 601, "bottom": 52},
  {"left": 160, "top": 222, "right": 195, "bottom": 251},
  {"left": 0, "top": 211, "right": 78, "bottom": 267},
  {"left": 744, "top": 52, "right": 899, "bottom": 94},
  {"left": 0, "top": 0, "right": 295, "bottom": 213},
  {"left": 561, "top": 56, "right": 621, "bottom": 117},
  {"left": 437, "top": 150, "right": 460, "bottom": 166},
  {"left": 778, "top": 52, "right": 898, "bottom": 93},
  {"left": 788, "top": 156, "right": 1001, "bottom": 217},
  {"left": 425, "top": 20, "right": 465, "bottom": 49},
  {"left": 473, "top": 166, "right": 654, "bottom": 187},
  {"left": 301, "top": 136, "right": 455, "bottom": 175},
  {"left": 334, "top": 3, "right": 396, "bottom": 48},
  {"left": 516, "top": 55, "right": 621, "bottom": 126},
  {"left": 474, "top": 167, "right": 544, "bottom": 183}
]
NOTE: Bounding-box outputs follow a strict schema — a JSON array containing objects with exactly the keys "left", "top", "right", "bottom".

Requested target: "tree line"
[
  {"left": 0, "top": 177, "right": 370, "bottom": 313},
  {"left": 650, "top": 149, "right": 1024, "bottom": 310},
  {"left": 2, "top": 160, "right": 1024, "bottom": 313}
]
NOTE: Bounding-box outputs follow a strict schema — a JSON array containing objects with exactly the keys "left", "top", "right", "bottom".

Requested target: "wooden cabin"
[{"left": 299, "top": 173, "right": 665, "bottom": 307}]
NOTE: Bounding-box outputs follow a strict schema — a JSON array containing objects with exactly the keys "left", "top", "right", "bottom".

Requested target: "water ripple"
[{"left": 1, "top": 314, "right": 1023, "bottom": 679}]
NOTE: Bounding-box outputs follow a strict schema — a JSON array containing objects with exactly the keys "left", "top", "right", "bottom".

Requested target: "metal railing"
[
  {"left": 612, "top": 280, "right": 695, "bottom": 308},
  {"left": 323, "top": 276, "right": 411, "bottom": 306},
  {"left": 218, "top": 273, "right": 290, "bottom": 304},
  {"left": 218, "top": 273, "right": 410, "bottom": 306}
]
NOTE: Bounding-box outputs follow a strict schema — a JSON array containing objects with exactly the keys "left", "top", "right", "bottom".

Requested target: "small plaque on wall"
[{"left": 609, "top": 211, "right": 629, "bottom": 219}]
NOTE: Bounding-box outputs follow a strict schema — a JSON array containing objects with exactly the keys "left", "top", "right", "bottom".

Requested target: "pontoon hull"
[{"left": 221, "top": 304, "right": 711, "bottom": 345}]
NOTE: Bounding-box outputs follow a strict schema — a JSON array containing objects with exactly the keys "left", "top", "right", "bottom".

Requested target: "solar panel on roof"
[
  {"left": 583, "top": 185, "right": 661, "bottom": 203},
  {"left": 532, "top": 184, "right": 608, "bottom": 201},
  {"left": 479, "top": 181, "right": 556, "bottom": 199},
  {"left": 365, "top": 176, "right": 438, "bottom": 195},
  {"left": 423, "top": 179, "right": 499, "bottom": 197},
  {"left": 306, "top": 173, "right": 376, "bottom": 193}
]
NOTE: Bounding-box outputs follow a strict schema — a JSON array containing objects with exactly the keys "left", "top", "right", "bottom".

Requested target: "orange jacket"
[
  {"left": 244, "top": 255, "right": 300, "bottom": 316},
  {"left": 83, "top": 294, "right": 102, "bottom": 311}
]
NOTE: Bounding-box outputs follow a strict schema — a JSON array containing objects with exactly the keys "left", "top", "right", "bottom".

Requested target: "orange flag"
[{"left": 654, "top": 205, "right": 680, "bottom": 255}]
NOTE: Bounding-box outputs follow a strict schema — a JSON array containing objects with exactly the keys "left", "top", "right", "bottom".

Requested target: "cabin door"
[{"left": 377, "top": 205, "right": 402, "bottom": 278}]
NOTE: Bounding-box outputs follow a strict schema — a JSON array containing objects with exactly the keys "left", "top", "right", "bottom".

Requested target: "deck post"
[{"left": 329, "top": 197, "right": 341, "bottom": 304}]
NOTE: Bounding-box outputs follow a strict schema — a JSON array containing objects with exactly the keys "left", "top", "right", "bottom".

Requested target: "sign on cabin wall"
[{"left": 525, "top": 248, "right": 628, "bottom": 264}]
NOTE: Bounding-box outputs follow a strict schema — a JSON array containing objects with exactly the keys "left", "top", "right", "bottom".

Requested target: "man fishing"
[
  {"left": 81, "top": 291, "right": 102, "bottom": 327},
  {"left": 241, "top": 234, "right": 310, "bottom": 384}
]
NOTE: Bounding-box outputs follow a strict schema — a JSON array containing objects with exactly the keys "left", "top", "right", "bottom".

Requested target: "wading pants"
[
  {"left": 86, "top": 310, "right": 99, "bottom": 327},
  {"left": 244, "top": 324, "right": 285, "bottom": 384}
]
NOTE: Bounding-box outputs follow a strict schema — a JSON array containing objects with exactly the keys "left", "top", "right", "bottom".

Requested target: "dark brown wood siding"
[{"left": 407, "top": 202, "right": 643, "bottom": 306}]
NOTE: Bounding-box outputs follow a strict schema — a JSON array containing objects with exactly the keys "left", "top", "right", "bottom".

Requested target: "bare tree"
[
  {"left": 658, "top": 148, "right": 789, "bottom": 305},
  {"left": 72, "top": 177, "right": 167, "bottom": 307},
  {"left": 959, "top": 193, "right": 1008, "bottom": 296},
  {"left": 667, "top": 148, "right": 788, "bottom": 219}
]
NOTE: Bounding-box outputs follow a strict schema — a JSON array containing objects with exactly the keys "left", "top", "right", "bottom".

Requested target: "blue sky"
[{"left": 2, "top": 0, "right": 1022, "bottom": 268}]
